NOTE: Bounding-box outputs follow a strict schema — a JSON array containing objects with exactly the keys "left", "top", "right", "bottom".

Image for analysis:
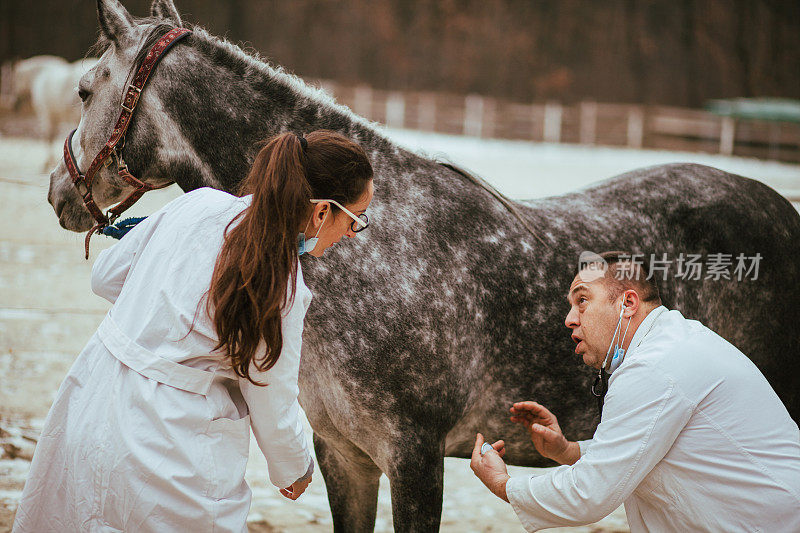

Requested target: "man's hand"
[
  {"left": 470, "top": 433, "right": 510, "bottom": 502},
  {"left": 280, "top": 475, "right": 311, "bottom": 500},
  {"left": 510, "top": 401, "right": 580, "bottom": 465}
]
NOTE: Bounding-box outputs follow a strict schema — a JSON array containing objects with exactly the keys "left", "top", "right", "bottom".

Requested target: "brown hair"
[
  {"left": 579, "top": 250, "right": 662, "bottom": 304},
  {"left": 208, "top": 130, "right": 373, "bottom": 384}
]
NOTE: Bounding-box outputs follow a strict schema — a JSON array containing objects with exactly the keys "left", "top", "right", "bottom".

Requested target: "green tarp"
[{"left": 706, "top": 98, "right": 800, "bottom": 123}]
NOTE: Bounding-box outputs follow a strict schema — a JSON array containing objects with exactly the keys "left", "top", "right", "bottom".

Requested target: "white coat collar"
[{"left": 626, "top": 305, "right": 668, "bottom": 356}]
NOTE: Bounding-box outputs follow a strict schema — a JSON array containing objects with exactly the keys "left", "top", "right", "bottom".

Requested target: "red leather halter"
[{"left": 63, "top": 27, "right": 191, "bottom": 258}]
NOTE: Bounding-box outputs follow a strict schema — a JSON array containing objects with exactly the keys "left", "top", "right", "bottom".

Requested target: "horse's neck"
[
  {"left": 282, "top": 97, "right": 394, "bottom": 157},
  {"left": 176, "top": 31, "right": 401, "bottom": 192}
]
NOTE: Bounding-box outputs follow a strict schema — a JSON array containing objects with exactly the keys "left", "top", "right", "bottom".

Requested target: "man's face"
[{"left": 565, "top": 270, "right": 624, "bottom": 369}]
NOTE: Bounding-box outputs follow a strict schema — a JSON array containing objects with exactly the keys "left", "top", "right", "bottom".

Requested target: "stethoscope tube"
[{"left": 590, "top": 302, "right": 627, "bottom": 417}]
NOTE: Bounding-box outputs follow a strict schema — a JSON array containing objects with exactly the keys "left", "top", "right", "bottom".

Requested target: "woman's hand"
[
  {"left": 510, "top": 401, "right": 580, "bottom": 465},
  {"left": 280, "top": 475, "right": 311, "bottom": 500}
]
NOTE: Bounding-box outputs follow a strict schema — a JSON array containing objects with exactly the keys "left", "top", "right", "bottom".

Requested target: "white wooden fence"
[
  {"left": 1, "top": 63, "right": 797, "bottom": 164},
  {"left": 318, "top": 81, "right": 800, "bottom": 164}
]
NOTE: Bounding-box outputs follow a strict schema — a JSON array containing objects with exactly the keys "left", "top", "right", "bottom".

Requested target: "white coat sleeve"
[
  {"left": 90, "top": 188, "right": 204, "bottom": 303},
  {"left": 577, "top": 439, "right": 593, "bottom": 456},
  {"left": 505, "top": 360, "right": 694, "bottom": 531},
  {"left": 239, "top": 285, "right": 313, "bottom": 489},
  {"left": 90, "top": 212, "right": 164, "bottom": 303}
]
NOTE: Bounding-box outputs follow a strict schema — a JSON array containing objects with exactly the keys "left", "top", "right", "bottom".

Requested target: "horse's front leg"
[{"left": 385, "top": 431, "right": 446, "bottom": 532}]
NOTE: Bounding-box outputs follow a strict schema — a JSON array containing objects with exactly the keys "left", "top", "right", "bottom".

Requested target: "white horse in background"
[
  {"left": 10, "top": 55, "right": 67, "bottom": 110},
  {"left": 13, "top": 56, "right": 98, "bottom": 169}
]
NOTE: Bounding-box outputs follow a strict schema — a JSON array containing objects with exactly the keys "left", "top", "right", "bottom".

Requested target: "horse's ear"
[
  {"left": 150, "top": 0, "right": 183, "bottom": 26},
  {"left": 97, "top": 0, "right": 135, "bottom": 44}
]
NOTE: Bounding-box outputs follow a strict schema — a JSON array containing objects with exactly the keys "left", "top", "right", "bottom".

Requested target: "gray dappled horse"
[{"left": 48, "top": 1, "right": 800, "bottom": 530}]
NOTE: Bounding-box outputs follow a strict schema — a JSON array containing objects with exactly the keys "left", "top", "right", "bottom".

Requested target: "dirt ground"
[{"left": 5, "top": 113, "right": 797, "bottom": 531}]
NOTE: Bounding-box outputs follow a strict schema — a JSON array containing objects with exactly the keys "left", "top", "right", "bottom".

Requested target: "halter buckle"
[
  {"left": 121, "top": 84, "right": 142, "bottom": 113},
  {"left": 75, "top": 180, "right": 89, "bottom": 198}
]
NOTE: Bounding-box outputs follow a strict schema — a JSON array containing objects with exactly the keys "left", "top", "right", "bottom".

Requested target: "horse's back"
[{"left": 531, "top": 163, "right": 800, "bottom": 420}]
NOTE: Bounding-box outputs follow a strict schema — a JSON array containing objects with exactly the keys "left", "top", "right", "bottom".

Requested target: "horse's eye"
[{"left": 78, "top": 87, "right": 91, "bottom": 102}]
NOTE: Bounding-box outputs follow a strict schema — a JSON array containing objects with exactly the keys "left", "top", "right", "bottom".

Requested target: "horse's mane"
[
  {"left": 88, "top": 16, "right": 172, "bottom": 57},
  {"left": 185, "top": 24, "right": 381, "bottom": 134},
  {"left": 86, "top": 14, "right": 382, "bottom": 138},
  {"left": 183, "top": 24, "right": 546, "bottom": 244},
  {"left": 87, "top": 17, "right": 178, "bottom": 86}
]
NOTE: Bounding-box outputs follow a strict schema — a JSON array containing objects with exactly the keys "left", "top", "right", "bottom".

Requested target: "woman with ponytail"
[{"left": 14, "top": 131, "right": 374, "bottom": 532}]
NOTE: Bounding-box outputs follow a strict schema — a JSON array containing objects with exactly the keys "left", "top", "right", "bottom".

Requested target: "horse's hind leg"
[
  {"left": 314, "top": 433, "right": 382, "bottom": 532},
  {"left": 386, "top": 437, "right": 445, "bottom": 532}
]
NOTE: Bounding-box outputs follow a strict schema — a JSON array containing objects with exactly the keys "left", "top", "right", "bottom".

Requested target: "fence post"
[
  {"left": 580, "top": 101, "right": 597, "bottom": 145},
  {"left": 719, "top": 116, "right": 735, "bottom": 156},
  {"left": 543, "top": 101, "right": 562, "bottom": 143},
  {"left": 0, "top": 61, "right": 14, "bottom": 110},
  {"left": 353, "top": 85, "right": 373, "bottom": 119},
  {"left": 464, "top": 94, "right": 484, "bottom": 137},
  {"left": 768, "top": 122, "right": 781, "bottom": 161},
  {"left": 418, "top": 93, "right": 437, "bottom": 132},
  {"left": 627, "top": 106, "right": 644, "bottom": 148},
  {"left": 483, "top": 98, "right": 496, "bottom": 138},
  {"left": 385, "top": 92, "right": 405, "bottom": 129}
]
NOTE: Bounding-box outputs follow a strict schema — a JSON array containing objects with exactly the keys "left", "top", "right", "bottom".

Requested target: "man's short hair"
[{"left": 578, "top": 250, "right": 662, "bottom": 304}]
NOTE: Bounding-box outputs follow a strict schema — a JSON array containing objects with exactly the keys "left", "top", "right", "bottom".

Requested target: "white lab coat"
[
  {"left": 13, "top": 188, "right": 314, "bottom": 532},
  {"left": 506, "top": 306, "right": 800, "bottom": 532}
]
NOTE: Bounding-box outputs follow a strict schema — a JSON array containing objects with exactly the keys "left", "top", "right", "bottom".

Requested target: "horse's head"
[
  {"left": 50, "top": 0, "right": 374, "bottom": 234},
  {"left": 48, "top": 0, "right": 190, "bottom": 232}
]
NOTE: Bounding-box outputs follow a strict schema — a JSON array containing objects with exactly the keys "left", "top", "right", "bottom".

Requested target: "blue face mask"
[
  {"left": 602, "top": 300, "right": 632, "bottom": 374},
  {"left": 592, "top": 298, "right": 632, "bottom": 415},
  {"left": 297, "top": 233, "right": 318, "bottom": 256},
  {"left": 297, "top": 210, "right": 328, "bottom": 256}
]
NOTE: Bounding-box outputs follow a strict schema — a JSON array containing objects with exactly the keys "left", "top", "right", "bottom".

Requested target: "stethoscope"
[
  {"left": 591, "top": 301, "right": 630, "bottom": 416},
  {"left": 590, "top": 304, "right": 666, "bottom": 417}
]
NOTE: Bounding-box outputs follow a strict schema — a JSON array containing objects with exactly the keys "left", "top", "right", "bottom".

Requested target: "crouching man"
[{"left": 471, "top": 251, "right": 800, "bottom": 532}]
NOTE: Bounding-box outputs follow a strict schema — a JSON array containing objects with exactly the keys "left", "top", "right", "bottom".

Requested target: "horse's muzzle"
[{"left": 48, "top": 167, "right": 95, "bottom": 232}]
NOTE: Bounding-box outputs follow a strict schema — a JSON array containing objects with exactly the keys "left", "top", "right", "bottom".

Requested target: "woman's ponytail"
[
  {"left": 208, "top": 130, "right": 373, "bottom": 385},
  {"left": 208, "top": 133, "right": 312, "bottom": 384}
]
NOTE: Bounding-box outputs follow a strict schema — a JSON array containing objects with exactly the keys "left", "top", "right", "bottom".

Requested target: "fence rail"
[
  {"left": 318, "top": 81, "right": 800, "bottom": 164},
  {"left": 1, "top": 65, "right": 798, "bottom": 164}
]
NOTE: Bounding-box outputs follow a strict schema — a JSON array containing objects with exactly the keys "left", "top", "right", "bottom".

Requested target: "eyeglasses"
[{"left": 310, "top": 199, "right": 369, "bottom": 233}]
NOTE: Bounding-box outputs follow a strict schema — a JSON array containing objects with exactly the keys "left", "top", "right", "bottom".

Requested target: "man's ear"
[{"left": 621, "top": 289, "right": 640, "bottom": 318}]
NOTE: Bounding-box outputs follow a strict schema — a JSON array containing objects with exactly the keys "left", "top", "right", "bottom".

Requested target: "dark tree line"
[{"left": 2, "top": 0, "right": 798, "bottom": 107}]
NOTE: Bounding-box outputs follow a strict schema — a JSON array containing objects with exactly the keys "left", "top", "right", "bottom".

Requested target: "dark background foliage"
[{"left": 2, "top": 0, "right": 798, "bottom": 107}]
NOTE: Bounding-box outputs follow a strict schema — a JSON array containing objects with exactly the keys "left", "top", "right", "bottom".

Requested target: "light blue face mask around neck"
[
  {"left": 603, "top": 300, "right": 632, "bottom": 374},
  {"left": 297, "top": 210, "right": 328, "bottom": 256}
]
